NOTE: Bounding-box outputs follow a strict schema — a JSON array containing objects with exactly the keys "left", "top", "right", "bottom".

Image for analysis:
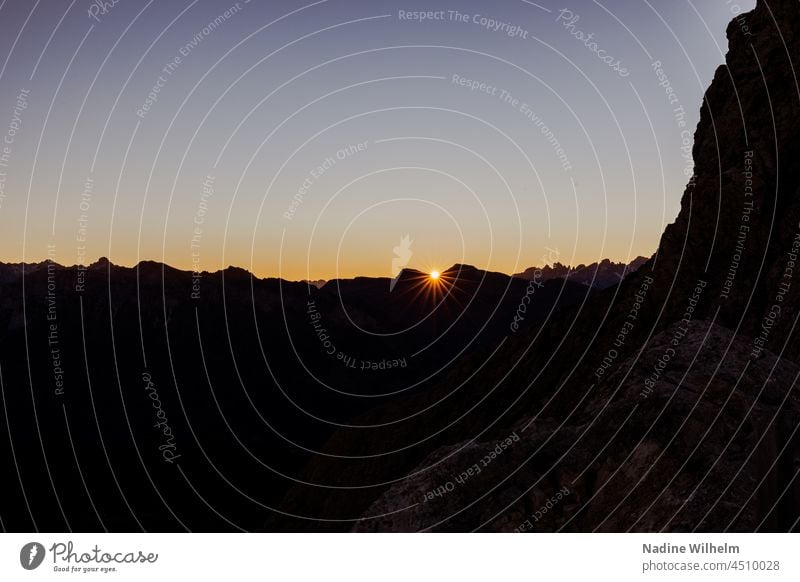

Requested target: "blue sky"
[{"left": 0, "top": 0, "right": 757, "bottom": 279}]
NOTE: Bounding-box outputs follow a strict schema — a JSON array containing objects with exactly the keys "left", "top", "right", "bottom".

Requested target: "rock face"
[
  {"left": 648, "top": 0, "right": 800, "bottom": 351},
  {"left": 273, "top": 0, "right": 800, "bottom": 531}
]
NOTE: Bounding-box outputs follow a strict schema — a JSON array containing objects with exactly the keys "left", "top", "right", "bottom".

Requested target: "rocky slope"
[{"left": 354, "top": 322, "right": 800, "bottom": 532}]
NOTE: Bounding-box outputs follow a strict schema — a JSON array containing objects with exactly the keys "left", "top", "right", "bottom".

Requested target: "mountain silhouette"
[
  {"left": 515, "top": 257, "right": 649, "bottom": 290},
  {"left": 2, "top": 0, "right": 799, "bottom": 533},
  {"left": 0, "top": 257, "right": 586, "bottom": 531}
]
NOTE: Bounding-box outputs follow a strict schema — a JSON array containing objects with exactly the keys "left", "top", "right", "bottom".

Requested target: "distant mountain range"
[
  {"left": 514, "top": 256, "right": 649, "bottom": 289},
  {"left": 301, "top": 256, "right": 649, "bottom": 291}
]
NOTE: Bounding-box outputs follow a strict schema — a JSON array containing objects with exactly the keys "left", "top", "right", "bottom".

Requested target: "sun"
[{"left": 429, "top": 270, "right": 440, "bottom": 280}]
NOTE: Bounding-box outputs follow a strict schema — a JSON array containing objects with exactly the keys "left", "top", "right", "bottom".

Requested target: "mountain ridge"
[{"left": 0, "top": 256, "right": 650, "bottom": 290}]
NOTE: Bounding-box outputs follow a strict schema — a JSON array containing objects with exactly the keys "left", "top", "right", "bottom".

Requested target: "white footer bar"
[{"left": 1, "top": 534, "right": 797, "bottom": 581}]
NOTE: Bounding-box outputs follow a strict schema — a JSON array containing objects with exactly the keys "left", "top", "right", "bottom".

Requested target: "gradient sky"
[{"left": 0, "top": 0, "right": 757, "bottom": 280}]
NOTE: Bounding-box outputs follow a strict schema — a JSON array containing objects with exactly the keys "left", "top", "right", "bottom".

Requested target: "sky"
[{"left": 0, "top": 0, "right": 757, "bottom": 280}]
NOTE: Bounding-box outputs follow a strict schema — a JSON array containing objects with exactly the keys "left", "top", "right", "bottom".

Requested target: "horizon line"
[{"left": 0, "top": 254, "right": 652, "bottom": 284}]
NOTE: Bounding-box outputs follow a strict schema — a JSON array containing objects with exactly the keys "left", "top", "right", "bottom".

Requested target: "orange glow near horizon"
[{"left": 0, "top": 245, "right": 654, "bottom": 282}]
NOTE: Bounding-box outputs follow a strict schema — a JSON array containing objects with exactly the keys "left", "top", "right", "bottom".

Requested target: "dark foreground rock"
[{"left": 354, "top": 322, "right": 800, "bottom": 532}]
